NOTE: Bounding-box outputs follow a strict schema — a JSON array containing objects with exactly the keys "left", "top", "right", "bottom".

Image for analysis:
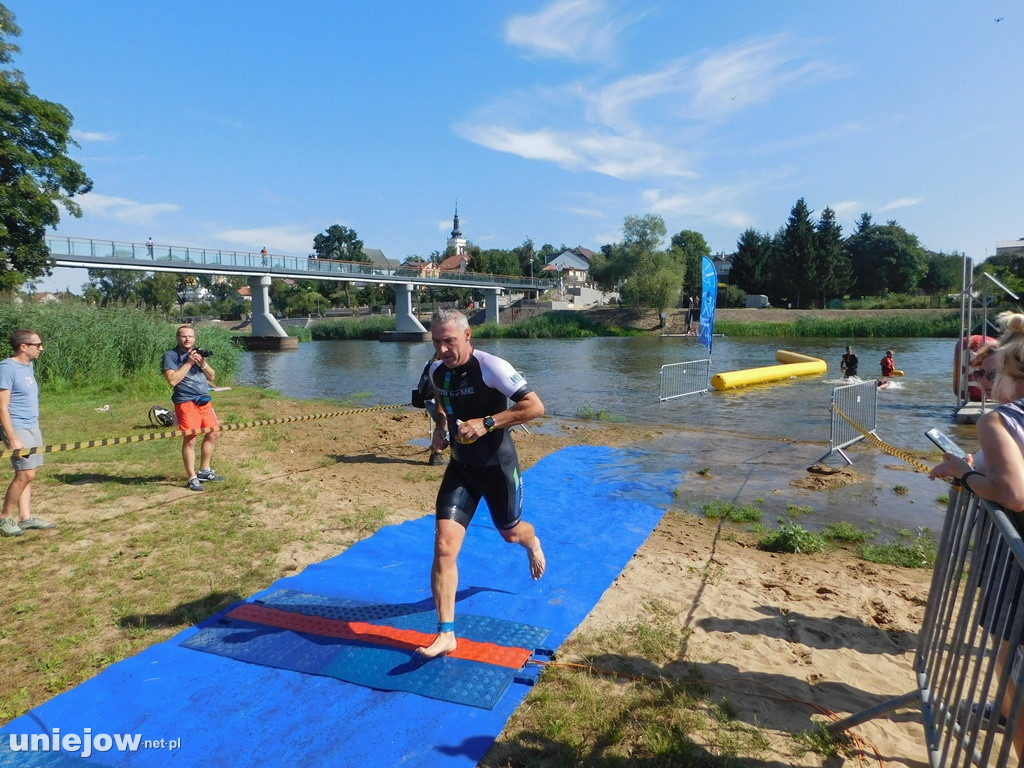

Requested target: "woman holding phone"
[{"left": 931, "top": 311, "right": 1024, "bottom": 748}]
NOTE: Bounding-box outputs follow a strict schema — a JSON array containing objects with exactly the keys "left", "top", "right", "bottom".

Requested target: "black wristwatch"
[{"left": 484, "top": 416, "right": 496, "bottom": 432}]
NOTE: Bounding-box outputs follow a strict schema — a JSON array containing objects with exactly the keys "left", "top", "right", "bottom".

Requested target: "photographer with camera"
[{"left": 163, "top": 326, "right": 223, "bottom": 492}]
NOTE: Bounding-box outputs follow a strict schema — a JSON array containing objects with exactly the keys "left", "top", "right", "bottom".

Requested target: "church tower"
[{"left": 446, "top": 203, "right": 467, "bottom": 255}]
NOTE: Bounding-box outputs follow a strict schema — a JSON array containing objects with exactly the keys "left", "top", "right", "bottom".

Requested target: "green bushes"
[
  {"left": 0, "top": 300, "right": 239, "bottom": 394},
  {"left": 309, "top": 316, "right": 396, "bottom": 340},
  {"left": 285, "top": 326, "right": 313, "bottom": 342},
  {"left": 716, "top": 312, "right": 959, "bottom": 338},
  {"left": 475, "top": 311, "right": 640, "bottom": 339}
]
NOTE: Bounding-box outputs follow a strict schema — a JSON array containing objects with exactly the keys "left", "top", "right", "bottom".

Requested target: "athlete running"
[{"left": 417, "top": 308, "right": 546, "bottom": 659}]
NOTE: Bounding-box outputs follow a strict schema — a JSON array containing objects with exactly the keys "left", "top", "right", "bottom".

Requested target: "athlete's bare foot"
[
  {"left": 415, "top": 631, "right": 457, "bottom": 659},
  {"left": 527, "top": 538, "right": 546, "bottom": 580}
]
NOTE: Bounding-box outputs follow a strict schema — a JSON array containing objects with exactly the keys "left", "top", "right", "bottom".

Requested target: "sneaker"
[
  {"left": 196, "top": 469, "right": 224, "bottom": 482},
  {"left": 18, "top": 517, "right": 55, "bottom": 531},
  {"left": 428, "top": 451, "right": 449, "bottom": 466},
  {"left": 956, "top": 700, "right": 1007, "bottom": 732},
  {"left": 187, "top": 477, "right": 204, "bottom": 492},
  {"left": 0, "top": 516, "right": 24, "bottom": 537}
]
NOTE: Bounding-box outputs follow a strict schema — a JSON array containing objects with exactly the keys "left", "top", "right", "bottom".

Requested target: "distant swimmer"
[
  {"left": 840, "top": 346, "right": 859, "bottom": 378},
  {"left": 417, "top": 309, "right": 546, "bottom": 660},
  {"left": 880, "top": 349, "right": 896, "bottom": 377}
]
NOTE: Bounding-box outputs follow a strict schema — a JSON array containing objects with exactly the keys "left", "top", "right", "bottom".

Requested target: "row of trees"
[
  {"left": 729, "top": 200, "right": 963, "bottom": 308},
  {"left": 78, "top": 201, "right": 967, "bottom": 318}
]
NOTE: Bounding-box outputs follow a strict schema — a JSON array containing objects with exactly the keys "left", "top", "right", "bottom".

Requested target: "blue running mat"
[{"left": 0, "top": 446, "right": 681, "bottom": 767}]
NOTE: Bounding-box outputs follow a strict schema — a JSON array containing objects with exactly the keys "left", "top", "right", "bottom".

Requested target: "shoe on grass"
[
  {"left": 18, "top": 516, "right": 55, "bottom": 531},
  {"left": 196, "top": 469, "right": 223, "bottom": 482},
  {"left": 0, "top": 516, "right": 24, "bottom": 537},
  {"left": 187, "top": 477, "right": 204, "bottom": 492}
]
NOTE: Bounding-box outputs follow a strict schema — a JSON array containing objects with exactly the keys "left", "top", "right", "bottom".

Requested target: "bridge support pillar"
[
  {"left": 484, "top": 288, "right": 501, "bottom": 325},
  {"left": 380, "top": 283, "right": 429, "bottom": 342},
  {"left": 240, "top": 275, "right": 296, "bottom": 349}
]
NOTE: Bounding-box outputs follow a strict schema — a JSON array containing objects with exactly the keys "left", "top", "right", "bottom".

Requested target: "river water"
[
  {"left": 236, "top": 335, "right": 978, "bottom": 536},
  {"left": 237, "top": 335, "right": 974, "bottom": 455}
]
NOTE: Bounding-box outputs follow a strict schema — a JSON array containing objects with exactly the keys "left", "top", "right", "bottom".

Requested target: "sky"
[{"left": 6, "top": 1, "right": 1022, "bottom": 294}]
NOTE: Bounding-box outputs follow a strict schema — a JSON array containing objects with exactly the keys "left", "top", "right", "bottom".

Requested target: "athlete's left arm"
[
  {"left": 494, "top": 390, "right": 544, "bottom": 429},
  {"left": 477, "top": 351, "right": 545, "bottom": 429}
]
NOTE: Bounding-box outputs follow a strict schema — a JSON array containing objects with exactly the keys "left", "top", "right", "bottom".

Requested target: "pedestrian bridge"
[{"left": 46, "top": 236, "right": 552, "bottom": 341}]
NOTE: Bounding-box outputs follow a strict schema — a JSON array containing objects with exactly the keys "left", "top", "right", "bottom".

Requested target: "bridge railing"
[{"left": 45, "top": 236, "right": 552, "bottom": 290}]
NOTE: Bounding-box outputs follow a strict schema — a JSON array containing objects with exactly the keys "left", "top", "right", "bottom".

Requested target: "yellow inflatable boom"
[{"left": 711, "top": 350, "right": 827, "bottom": 391}]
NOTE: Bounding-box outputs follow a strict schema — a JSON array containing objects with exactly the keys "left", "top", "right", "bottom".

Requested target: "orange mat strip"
[{"left": 227, "top": 604, "right": 533, "bottom": 669}]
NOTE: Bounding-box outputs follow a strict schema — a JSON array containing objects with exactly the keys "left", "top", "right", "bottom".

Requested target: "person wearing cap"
[{"left": 880, "top": 349, "right": 896, "bottom": 377}]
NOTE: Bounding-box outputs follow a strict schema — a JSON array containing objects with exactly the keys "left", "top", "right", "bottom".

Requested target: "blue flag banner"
[{"left": 699, "top": 255, "right": 718, "bottom": 354}]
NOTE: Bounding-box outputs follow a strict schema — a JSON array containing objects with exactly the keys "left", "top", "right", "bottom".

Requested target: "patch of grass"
[
  {"left": 697, "top": 466, "right": 711, "bottom": 477},
  {"left": 893, "top": 484, "right": 909, "bottom": 495},
  {"left": 821, "top": 522, "right": 869, "bottom": 544},
  {"left": 758, "top": 519, "right": 825, "bottom": 554},
  {"left": 858, "top": 528, "right": 937, "bottom": 568},
  {"left": 489, "top": 604, "right": 771, "bottom": 767},
  {"left": 786, "top": 504, "right": 814, "bottom": 516},
  {"left": 700, "top": 499, "right": 762, "bottom": 525},
  {"left": 792, "top": 722, "right": 853, "bottom": 758},
  {"left": 575, "top": 403, "right": 626, "bottom": 422}
]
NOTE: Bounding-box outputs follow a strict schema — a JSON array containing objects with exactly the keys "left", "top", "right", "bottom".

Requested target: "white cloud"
[
  {"left": 72, "top": 130, "right": 118, "bottom": 142},
  {"left": 830, "top": 200, "right": 861, "bottom": 218},
  {"left": 505, "top": 0, "right": 626, "bottom": 61},
  {"left": 457, "top": 122, "right": 695, "bottom": 180},
  {"left": 877, "top": 197, "right": 924, "bottom": 213},
  {"left": 211, "top": 226, "right": 315, "bottom": 255},
  {"left": 460, "top": 31, "right": 840, "bottom": 189},
  {"left": 641, "top": 186, "right": 755, "bottom": 231},
  {"left": 78, "top": 193, "right": 179, "bottom": 226},
  {"left": 692, "top": 35, "right": 844, "bottom": 121},
  {"left": 564, "top": 206, "right": 604, "bottom": 219}
]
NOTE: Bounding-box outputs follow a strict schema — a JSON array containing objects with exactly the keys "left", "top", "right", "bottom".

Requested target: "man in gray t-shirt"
[
  {"left": 163, "top": 326, "right": 222, "bottom": 492},
  {"left": 0, "top": 329, "right": 55, "bottom": 537}
]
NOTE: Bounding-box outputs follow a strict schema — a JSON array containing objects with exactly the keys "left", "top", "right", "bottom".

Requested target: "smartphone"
[{"left": 926, "top": 428, "right": 968, "bottom": 459}]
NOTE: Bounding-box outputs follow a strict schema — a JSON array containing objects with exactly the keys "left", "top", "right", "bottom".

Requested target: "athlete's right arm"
[
  {"left": 431, "top": 412, "right": 449, "bottom": 451},
  {"left": 0, "top": 388, "right": 22, "bottom": 451}
]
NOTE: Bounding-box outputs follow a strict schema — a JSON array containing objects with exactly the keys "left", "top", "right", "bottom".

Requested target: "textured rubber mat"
[
  {"left": 0, "top": 446, "right": 682, "bottom": 767},
  {"left": 181, "top": 601, "right": 546, "bottom": 709},
  {"left": 255, "top": 588, "right": 553, "bottom": 649}
]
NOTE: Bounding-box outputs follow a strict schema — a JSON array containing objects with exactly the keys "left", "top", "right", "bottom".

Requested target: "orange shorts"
[{"left": 174, "top": 401, "right": 219, "bottom": 432}]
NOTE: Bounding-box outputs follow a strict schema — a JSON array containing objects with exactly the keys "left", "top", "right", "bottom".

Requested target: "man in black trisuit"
[
  {"left": 841, "top": 345, "right": 859, "bottom": 378},
  {"left": 416, "top": 309, "right": 546, "bottom": 659}
]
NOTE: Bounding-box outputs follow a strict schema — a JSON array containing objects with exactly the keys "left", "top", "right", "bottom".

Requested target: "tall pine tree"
[
  {"left": 814, "top": 206, "right": 851, "bottom": 307},
  {"left": 777, "top": 198, "right": 818, "bottom": 308}
]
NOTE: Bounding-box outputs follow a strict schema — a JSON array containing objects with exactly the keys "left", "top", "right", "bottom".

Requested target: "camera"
[{"left": 194, "top": 348, "right": 214, "bottom": 358}]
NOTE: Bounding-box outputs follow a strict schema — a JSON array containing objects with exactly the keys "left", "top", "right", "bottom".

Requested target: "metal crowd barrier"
[
  {"left": 659, "top": 359, "right": 710, "bottom": 401},
  {"left": 830, "top": 486, "right": 1024, "bottom": 766},
  {"left": 821, "top": 380, "right": 878, "bottom": 463}
]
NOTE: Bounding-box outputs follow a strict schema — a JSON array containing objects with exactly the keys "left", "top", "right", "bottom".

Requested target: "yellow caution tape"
[
  {"left": 0, "top": 403, "right": 407, "bottom": 460},
  {"left": 832, "top": 403, "right": 935, "bottom": 475}
]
